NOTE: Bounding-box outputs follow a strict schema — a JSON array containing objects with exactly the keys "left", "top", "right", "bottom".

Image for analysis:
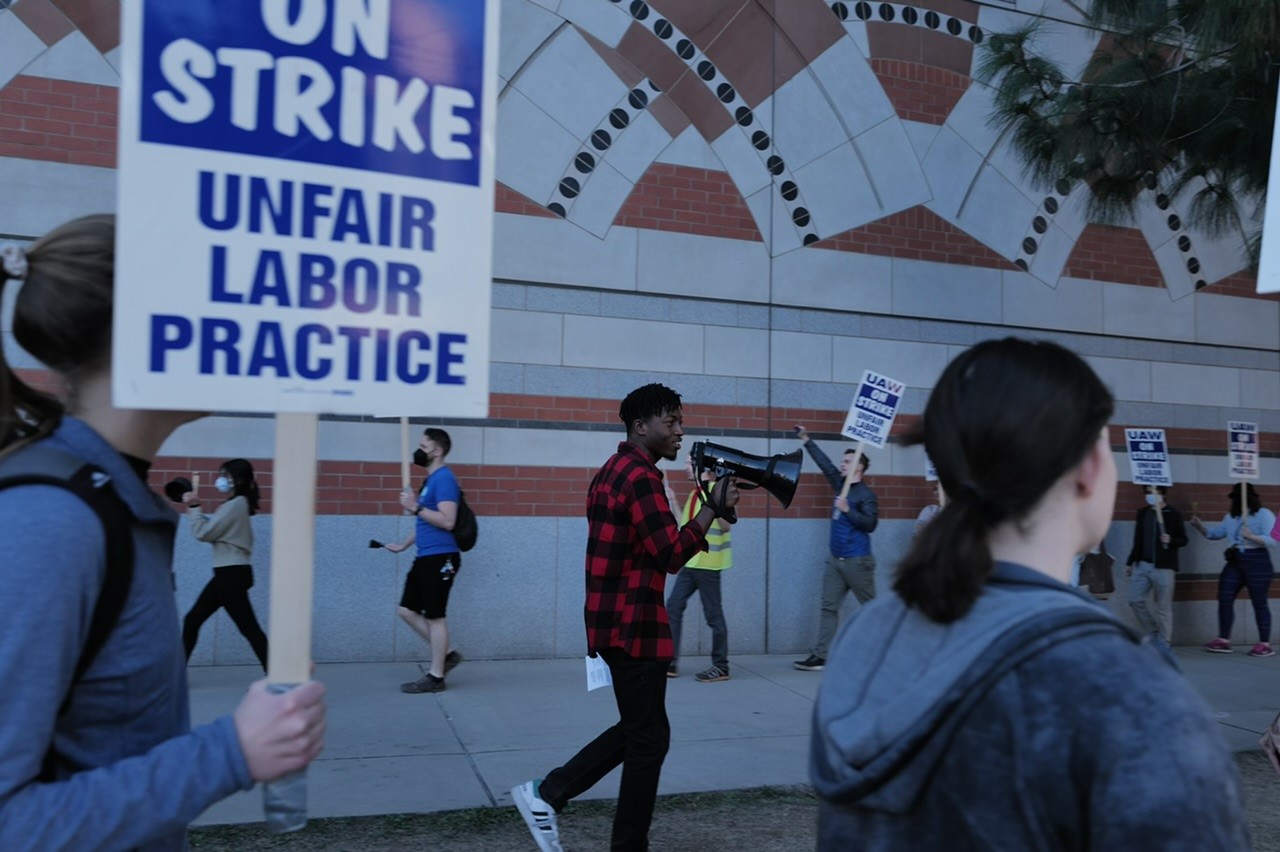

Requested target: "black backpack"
[
  {"left": 0, "top": 444, "right": 135, "bottom": 777},
  {"left": 453, "top": 491, "right": 478, "bottom": 552}
]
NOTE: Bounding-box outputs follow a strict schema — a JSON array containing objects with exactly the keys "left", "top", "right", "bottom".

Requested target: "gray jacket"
[
  {"left": 0, "top": 417, "right": 251, "bottom": 851},
  {"left": 811, "top": 562, "right": 1249, "bottom": 850}
]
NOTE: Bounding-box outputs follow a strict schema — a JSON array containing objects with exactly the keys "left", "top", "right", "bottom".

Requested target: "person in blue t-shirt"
[
  {"left": 382, "top": 427, "right": 465, "bottom": 693},
  {"left": 792, "top": 425, "right": 879, "bottom": 672}
]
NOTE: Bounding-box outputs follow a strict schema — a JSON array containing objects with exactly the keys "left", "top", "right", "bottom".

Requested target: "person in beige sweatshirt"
[{"left": 181, "top": 458, "right": 268, "bottom": 670}]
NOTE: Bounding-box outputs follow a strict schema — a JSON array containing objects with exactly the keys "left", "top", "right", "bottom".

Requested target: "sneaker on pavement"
[
  {"left": 695, "top": 665, "right": 730, "bottom": 683},
  {"left": 1249, "top": 643, "right": 1276, "bottom": 658},
  {"left": 400, "top": 672, "right": 445, "bottom": 693},
  {"left": 445, "top": 650, "right": 464, "bottom": 673},
  {"left": 512, "top": 780, "right": 563, "bottom": 852},
  {"left": 666, "top": 662, "right": 678, "bottom": 678},
  {"left": 794, "top": 655, "right": 825, "bottom": 671},
  {"left": 1204, "top": 638, "right": 1233, "bottom": 654}
]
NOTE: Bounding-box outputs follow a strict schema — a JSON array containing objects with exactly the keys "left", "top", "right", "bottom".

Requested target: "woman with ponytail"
[
  {"left": 810, "top": 338, "right": 1247, "bottom": 850},
  {"left": 0, "top": 216, "right": 325, "bottom": 851}
]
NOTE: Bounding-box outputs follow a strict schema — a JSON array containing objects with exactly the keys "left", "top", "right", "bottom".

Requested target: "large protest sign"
[
  {"left": 114, "top": 0, "right": 500, "bottom": 830},
  {"left": 841, "top": 370, "right": 904, "bottom": 449},
  {"left": 114, "top": 0, "right": 498, "bottom": 418},
  {"left": 835, "top": 370, "right": 903, "bottom": 499},
  {"left": 1125, "top": 428, "right": 1172, "bottom": 487},
  {"left": 1229, "top": 421, "right": 1260, "bottom": 480}
]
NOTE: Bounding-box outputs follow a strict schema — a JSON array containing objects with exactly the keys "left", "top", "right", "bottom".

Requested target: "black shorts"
[{"left": 400, "top": 553, "right": 459, "bottom": 619}]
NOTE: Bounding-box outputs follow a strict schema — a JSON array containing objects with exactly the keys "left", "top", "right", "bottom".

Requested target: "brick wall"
[
  {"left": 0, "top": 75, "right": 117, "bottom": 168},
  {"left": 869, "top": 59, "right": 969, "bottom": 125},
  {"left": 130, "top": 395, "right": 1280, "bottom": 524},
  {"left": 494, "top": 183, "right": 559, "bottom": 219},
  {"left": 815, "top": 205, "right": 1017, "bottom": 269},
  {"left": 1062, "top": 224, "right": 1164, "bottom": 288},
  {"left": 612, "top": 164, "right": 762, "bottom": 242}
]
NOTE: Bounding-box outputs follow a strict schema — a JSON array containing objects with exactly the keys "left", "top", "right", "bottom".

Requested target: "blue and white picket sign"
[
  {"left": 114, "top": 0, "right": 499, "bottom": 417},
  {"left": 1124, "top": 428, "right": 1173, "bottom": 487},
  {"left": 1228, "top": 421, "right": 1260, "bottom": 480},
  {"left": 841, "top": 370, "right": 904, "bottom": 450}
]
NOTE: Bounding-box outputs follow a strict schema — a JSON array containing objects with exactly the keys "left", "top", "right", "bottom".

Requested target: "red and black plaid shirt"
[{"left": 584, "top": 442, "right": 708, "bottom": 661}]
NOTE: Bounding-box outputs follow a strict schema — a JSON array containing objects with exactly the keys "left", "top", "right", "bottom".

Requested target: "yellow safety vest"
[{"left": 680, "top": 490, "right": 732, "bottom": 570}]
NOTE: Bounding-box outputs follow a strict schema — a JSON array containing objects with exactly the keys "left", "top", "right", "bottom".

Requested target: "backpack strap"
[{"left": 0, "top": 446, "right": 136, "bottom": 717}]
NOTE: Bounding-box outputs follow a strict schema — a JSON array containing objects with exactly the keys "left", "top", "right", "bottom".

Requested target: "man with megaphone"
[{"left": 513, "top": 383, "right": 739, "bottom": 852}]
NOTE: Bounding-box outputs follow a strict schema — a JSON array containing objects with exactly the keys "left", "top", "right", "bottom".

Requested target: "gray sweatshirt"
[
  {"left": 0, "top": 417, "right": 252, "bottom": 850},
  {"left": 811, "top": 562, "right": 1250, "bottom": 851},
  {"left": 189, "top": 495, "right": 253, "bottom": 567}
]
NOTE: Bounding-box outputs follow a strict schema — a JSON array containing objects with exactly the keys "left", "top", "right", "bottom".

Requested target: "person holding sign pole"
[
  {"left": 513, "top": 384, "right": 739, "bottom": 852},
  {"left": 382, "top": 428, "right": 465, "bottom": 693},
  {"left": 0, "top": 217, "right": 326, "bottom": 851},
  {"left": 793, "top": 426, "right": 879, "bottom": 672},
  {"left": 810, "top": 338, "right": 1247, "bottom": 849},
  {"left": 1123, "top": 485, "right": 1187, "bottom": 647},
  {"left": 1190, "top": 482, "right": 1277, "bottom": 657},
  {"left": 180, "top": 458, "right": 269, "bottom": 671}
]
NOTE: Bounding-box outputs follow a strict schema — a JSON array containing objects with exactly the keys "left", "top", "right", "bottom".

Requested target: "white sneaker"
[{"left": 512, "top": 780, "right": 563, "bottom": 851}]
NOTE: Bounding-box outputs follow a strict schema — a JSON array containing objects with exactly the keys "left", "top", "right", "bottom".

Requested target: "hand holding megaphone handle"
[{"left": 699, "top": 474, "right": 738, "bottom": 524}]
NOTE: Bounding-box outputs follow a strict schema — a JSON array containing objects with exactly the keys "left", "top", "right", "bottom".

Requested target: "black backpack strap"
[{"left": 0, "top": 446, "right": 135, "bottom": 716}]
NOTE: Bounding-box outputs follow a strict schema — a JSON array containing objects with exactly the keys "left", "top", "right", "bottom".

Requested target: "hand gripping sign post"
[
  {"left": 839, "top": 370, "right": 904, "bottom": 498},
  {"left": 1229, "top": 421, "right": 1260, "bottom": 481},
  {"left": 115, "top": 0, "right": 499, "bottom": 830},
  {"left": 1125, "top": 428, "right": 1173, "bottom": 545}
]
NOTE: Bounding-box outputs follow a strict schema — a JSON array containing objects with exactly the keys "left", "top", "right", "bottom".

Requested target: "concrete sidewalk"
[{"left": 191, "top": 647, "right": 1280, "bottom": 826}]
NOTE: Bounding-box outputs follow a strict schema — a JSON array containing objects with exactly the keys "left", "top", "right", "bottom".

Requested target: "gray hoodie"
[{"left": 811, "top": 562, "right": 1249, "bottom": 851}]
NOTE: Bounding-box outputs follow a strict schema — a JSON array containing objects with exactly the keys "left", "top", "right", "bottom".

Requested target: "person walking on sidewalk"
[
  {"left": 793, "top": 425, "right": 879, "bottom": 672},
  {"left": 1191, "top": 482, "right": 1277, "bottom": 657},
  {"left": 181, "top": 458, "right": 269, "bottom": 670},
  {"left": 1123, "top": 485, "right": 1187, "bottom": 648},
  {"left": 512, "top": 383, "right": 739, "bottom": 852},
  {"left": 382, "top": 428, "right": 465, "bottom": 692},
  {"left": 666, "top": 451, "right": 733, "bottom": 683}
]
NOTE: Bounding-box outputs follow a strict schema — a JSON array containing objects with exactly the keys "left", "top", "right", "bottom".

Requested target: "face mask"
[
  {"left": 1145, "top": 494, "right": 1160, "bottom": 507},
  {"left": 215, "top": 476, "right": 233, "bottom": 493},
  {"left": 413, "top": 448, "right": 429, "bottom": 468}
]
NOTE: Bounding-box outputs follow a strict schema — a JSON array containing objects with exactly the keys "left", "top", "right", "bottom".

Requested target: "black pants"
[
  {"left": 183, "top": 565, "right": 269, "bottom": 670},
  {"left": 540, "top": 648, "right": 670, "bottom": 851}
]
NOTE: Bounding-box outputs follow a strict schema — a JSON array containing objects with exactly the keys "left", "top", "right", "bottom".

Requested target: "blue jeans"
[
  {"left": 666, "top": 568, "right": 728, "bottom": 672},
  {"left": 1218, "top": 548, "right": 1275, "bottom": 642}
]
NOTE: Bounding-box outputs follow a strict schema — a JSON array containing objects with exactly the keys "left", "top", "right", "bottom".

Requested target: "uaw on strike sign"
[
  {"left": 1125, "top": 428, "right": 1172, "bottom": 487},
  {"left": 114, "top": 0, "right": 499, "bottom": 416},
  {"left": 841, "top": 370, "right": 904, "bottom": 449}
]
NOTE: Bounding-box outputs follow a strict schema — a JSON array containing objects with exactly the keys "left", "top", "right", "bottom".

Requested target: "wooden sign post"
[
  {"left": 400, "top": 417, "right": 411, "bottom": 491},
  {"left": 261, "top": 412, "right": 318, "bottom": 831}
]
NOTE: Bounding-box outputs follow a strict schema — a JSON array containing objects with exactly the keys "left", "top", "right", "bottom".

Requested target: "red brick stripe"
[{"left": 0, "top": 75, "right": 117, "bottom": 168}]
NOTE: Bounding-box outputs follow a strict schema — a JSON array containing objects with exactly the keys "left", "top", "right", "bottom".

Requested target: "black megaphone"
[
  {"left": 689, "top": 441, "right": 803, "bottom": 524},
  {"left": 164, "top": 476, "right": 193, "bottom": 504}
]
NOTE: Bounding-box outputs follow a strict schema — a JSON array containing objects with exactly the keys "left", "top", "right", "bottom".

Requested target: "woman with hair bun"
[
  {"left": 182, "top": 457, "right": 270, "bottom": 670},
  {"left": 810, "top": 337, "right": 1248, "bottom": 850},
  {"left": 0, "top": 216, "right": 325, "bottom": 851}
]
